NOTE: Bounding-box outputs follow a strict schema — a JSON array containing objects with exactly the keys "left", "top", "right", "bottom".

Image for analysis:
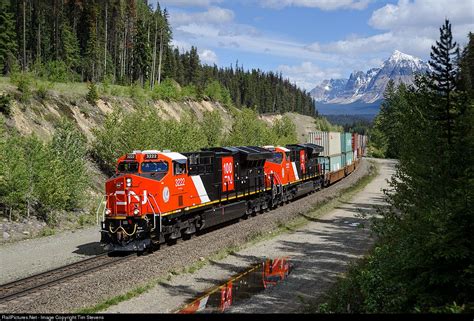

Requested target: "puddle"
[{"left": 176, "top": 257, "right": 293, "bottom": 313}]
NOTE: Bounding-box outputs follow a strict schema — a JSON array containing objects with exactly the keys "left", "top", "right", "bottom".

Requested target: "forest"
[
  {"left": 317, "top": 21, "right": 473, "bottom": 313},
  {"left": 0, "top": 0, "right": 315, "bottom": 116}
]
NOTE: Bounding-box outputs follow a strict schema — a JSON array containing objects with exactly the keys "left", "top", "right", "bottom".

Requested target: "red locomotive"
[{"left": 100, "top": 144, "right": 324, "bottom": 251}]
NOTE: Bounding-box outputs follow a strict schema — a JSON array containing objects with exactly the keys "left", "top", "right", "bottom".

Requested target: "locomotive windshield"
[
  {"left": 268, "top": 152, "right": 283, "bottom": 164},
  {"left": 141, "top": 161, "right": 168, "bottom": 173},
  {"left": 117, "top": 161, "right": 139, "bottom": 173}
]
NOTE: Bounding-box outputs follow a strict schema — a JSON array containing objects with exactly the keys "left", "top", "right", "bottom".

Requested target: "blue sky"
[{"left": 154, "top": 0, "right": 473, "bottom": 91}]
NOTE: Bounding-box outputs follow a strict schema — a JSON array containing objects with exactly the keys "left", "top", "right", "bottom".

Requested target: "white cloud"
[
  {"left": 311, "top": 32, "right": 434, "bottom": 58},
  {"left": 306, "top": 0, "right": 474, "bottom": 61},
  {"left": 175, "top": 22, "right": 336, "bottom": 63},
  {"left": 369, "top": 0, "right": 474, "bottom": 30},
  {"left": 170, "top": 39, "right": 192, "bottom": 52},
  {"left": 158, "top": 0, "right": 222, "bottom": 7},
  {"left": 260, "top": 0, "right": 371, "bottom": 10},
  {"left": 199, "top": 49, "right": 218, "bottom": 65},
  {"left": 277, "top": 62, "right": 343, "bottom": 90},
  {"left": 367, "top": 0, "right": 474, "bottom": 54},
  {"left": 170, "top": 6, "right": 234, "bottom": 26}
]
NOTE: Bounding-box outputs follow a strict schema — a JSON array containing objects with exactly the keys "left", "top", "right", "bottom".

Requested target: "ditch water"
[{"left": 176, "top": 257, "right": 293, "bottom": 313}]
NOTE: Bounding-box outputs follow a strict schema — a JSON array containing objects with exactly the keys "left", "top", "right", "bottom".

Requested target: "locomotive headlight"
[
  {"left": 105, "top": 208, "right": 111, "bottom": 215},
  {"left": 126, "top": 178, "right": 132, "bottom": 187},
  {"left": 133, "top": 209, "right": 140, "bottom": 215}
]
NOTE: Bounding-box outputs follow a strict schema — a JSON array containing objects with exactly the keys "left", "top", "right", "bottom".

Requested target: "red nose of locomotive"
[{"left": 105, "top": 175, "right": 146, "bottom": 217}]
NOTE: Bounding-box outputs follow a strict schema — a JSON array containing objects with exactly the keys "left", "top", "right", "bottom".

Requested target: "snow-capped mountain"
[{"left": 311, "top": 50, "right": 431, "bottom": 104}]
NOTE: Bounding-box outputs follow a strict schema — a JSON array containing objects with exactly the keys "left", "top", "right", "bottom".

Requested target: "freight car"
[{"left": 99, "top": 134, "right": 366, "bottom": 252}]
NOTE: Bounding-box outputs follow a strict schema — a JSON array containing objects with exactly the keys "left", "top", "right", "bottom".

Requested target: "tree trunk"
[
  {"left": 37, "top": 6, "right": 41, "bottom": 64},
  {"left": 158, "top": 28, "right": 163, "bottom": 85},
  {"left": 23, "top": 0, "right": 26, "bottom": 71},
  {"left": 104, "top": 1, "right": 108, "bottom": 78},
  {"left": 151, "top": 16, "right": 158, "bottom": 89}
]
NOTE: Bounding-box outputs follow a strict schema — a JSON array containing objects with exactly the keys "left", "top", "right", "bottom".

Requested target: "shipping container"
[
  {"left": 308, "top": 131, "right": 341, "bottom": 156},
  {"left": 341, "top": 151, "right": 354, "bottom": 166},
  {"left": 352, "top": 133, "right": 359, "bottom": 151},
  {"left": 353, "top": 149, "right": 358, "bottom": 160},
  {"left": 317, "top": 155, "right": 342, "bottom": 173},
  {"left": 346, "top": 151, "right": 354, "bottom": 165},
  {"left": 341, "top": 132, "right": 352, "bottom": 153}
]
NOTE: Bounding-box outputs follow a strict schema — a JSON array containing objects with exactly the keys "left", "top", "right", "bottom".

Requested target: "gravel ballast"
[
  {"left": 0, "top": 227, "right": 105, "bottom": 284},
  {"left": 1, "top": 159, "right": 376, "bottom": 313}
]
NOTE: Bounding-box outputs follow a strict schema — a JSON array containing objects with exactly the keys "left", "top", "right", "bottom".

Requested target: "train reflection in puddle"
[{"left": 177, "top": 257, "right": 293, "bottom": 313}]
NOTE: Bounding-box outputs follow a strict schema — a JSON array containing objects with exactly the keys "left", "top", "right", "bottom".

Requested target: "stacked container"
[
  {"left": 352, "top": 133, "right": 359, "bottom": 160},
  {"left": 308, "top": 131, "right": 341, "bottom": 157},
  {"left": 357, "top": 135, "right": 367, "bottom": 157},
  {"left": 340, "top": 132, "right": 353, "bottom": 166},
  {"left": 308, "top": 131, "right": 342, "bottom": 174}
]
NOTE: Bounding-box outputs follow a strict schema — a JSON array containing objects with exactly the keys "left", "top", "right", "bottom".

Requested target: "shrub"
[
  {"left": 204, "top": 80, "right": 222, "bottom": 102},
  {"left": 180, "top": 85, "right": 198, "bottom": 100},
  {"left": 12, "top": 72, "right": 33, "bottom": 103},
  {"left": 45, "top": 60, "right": 69, "bottom": 82},
  {"left": 128, "top": 82, "right": 147, "bottom": 104},
  {"left": 101, "top": 75, "right": 113, "bottom": 95},
  {"left": 86, "top": 82, "right": 99, "bottom": 105},
  {"left": 0, "top": 94, "right": 13, "bottom": 116},
  {"left": 36, "top": 81, "right": 53, "bottom": 100},
  {"left": 152, "top": 79, "right": 179, "bottom": 101}
]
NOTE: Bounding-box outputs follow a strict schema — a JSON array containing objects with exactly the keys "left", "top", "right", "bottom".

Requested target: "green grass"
[
  {"left": 75, "top": 161, "right": 379, "bottom": 313},
  {"left": 38, "top": 227, "right": 56, "bottom": 237},
  {"left": 77, "top": 282, "right": 157, "bottom": 314}
]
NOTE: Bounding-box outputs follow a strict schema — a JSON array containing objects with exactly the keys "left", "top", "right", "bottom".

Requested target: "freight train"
[{"left": 99, "top": 131, "right": 367, "bottom": 252}]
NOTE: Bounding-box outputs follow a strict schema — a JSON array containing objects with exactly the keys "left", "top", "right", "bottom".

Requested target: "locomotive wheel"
[{"left": 182, "top": 231, "right": 193, "bottom": 241}]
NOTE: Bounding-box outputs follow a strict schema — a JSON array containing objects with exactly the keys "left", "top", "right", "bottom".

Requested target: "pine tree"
[
  {"left": 459, "top": 32, "right": 474, "bottom": 98},
  {"left": 187, "top": 46, "right": 201, "bottom": 85},
  {"left": 0, "top": 1, "right": 18, "bottom": 74},
  {"left": 132, "top": 19, "right": 151, "bottom": 86},
  {"left": 84, "top": 4, "right": 100, "bottom": 81},
  {"left": 428, "top": 19, "right": 460, "bottom": 145},
  {"left": 342, "top": 20, "right": 474, "bottom": 312},
  {"left": 61, "top": 20, "right": 81, "bottom": 71}
]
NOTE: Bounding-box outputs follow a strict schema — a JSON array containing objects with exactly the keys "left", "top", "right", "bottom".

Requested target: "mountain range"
[{"left": 311, "top": 50, "right": 431, "bottom": 115}]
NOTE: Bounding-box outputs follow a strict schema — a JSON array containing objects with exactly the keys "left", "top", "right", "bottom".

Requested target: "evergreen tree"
[
  {"left": 321, "top": 20, "right": 474, "bottom": 313},
  {"left": 187, "top": 46, "right": 201, "bottom": 85},
  {"left": 83, "top": 3, "right": 99, "bottom": 81},
  {"left": 459, "top": 32, "right": 474, "bottom": 98},
  {"left": 0, "top": 1, "right": 18, "bottom": 74},
  {"left": 60, "top": 20, "right": 81, "bottom": 72},
  {"left": 428, "top": 19, "right": 460, "bottom": 145},
  {"left": 132, "top": 19, "right": 151, "bottom": 85}
]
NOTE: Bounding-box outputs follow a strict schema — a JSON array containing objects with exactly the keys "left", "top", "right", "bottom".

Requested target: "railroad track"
[{"left": 0, "top": 252, "right": 132, "bottom": 303}]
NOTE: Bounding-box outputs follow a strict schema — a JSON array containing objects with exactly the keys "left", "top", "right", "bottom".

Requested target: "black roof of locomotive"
[
  {"left": 204, "top": 146, "right": 273, "bottom": 161},
  {"left": 286, "top": 143, "right": 324, "bottom": 157}
]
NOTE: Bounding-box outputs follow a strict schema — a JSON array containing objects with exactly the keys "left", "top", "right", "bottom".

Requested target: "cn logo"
[{"left": 221, "top": 156, "right": 235, "bottom": 192}]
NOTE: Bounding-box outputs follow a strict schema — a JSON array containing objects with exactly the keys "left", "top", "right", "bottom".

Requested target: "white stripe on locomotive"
[
  {"left": 291, "top": 162, "right": 300, "bottom": 180},
  {"left": 191, "top": 176, "right": 211, "bottom": 203}
]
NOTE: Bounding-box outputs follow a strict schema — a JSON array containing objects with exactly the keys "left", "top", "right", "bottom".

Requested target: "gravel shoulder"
[
  {"left": 0, "top": 226, "right": 105, "bottom": 284},
  {"left": 1, "top": 158, "right": 383, "bottom": 313}
]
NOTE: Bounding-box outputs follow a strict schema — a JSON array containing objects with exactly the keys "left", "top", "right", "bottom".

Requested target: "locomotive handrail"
[
  {"left": 95, "top": 194, "right": 107, "bottom": 227},
  {"left": 148, "top": 193, "right": 162, "bottom": 233}
]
